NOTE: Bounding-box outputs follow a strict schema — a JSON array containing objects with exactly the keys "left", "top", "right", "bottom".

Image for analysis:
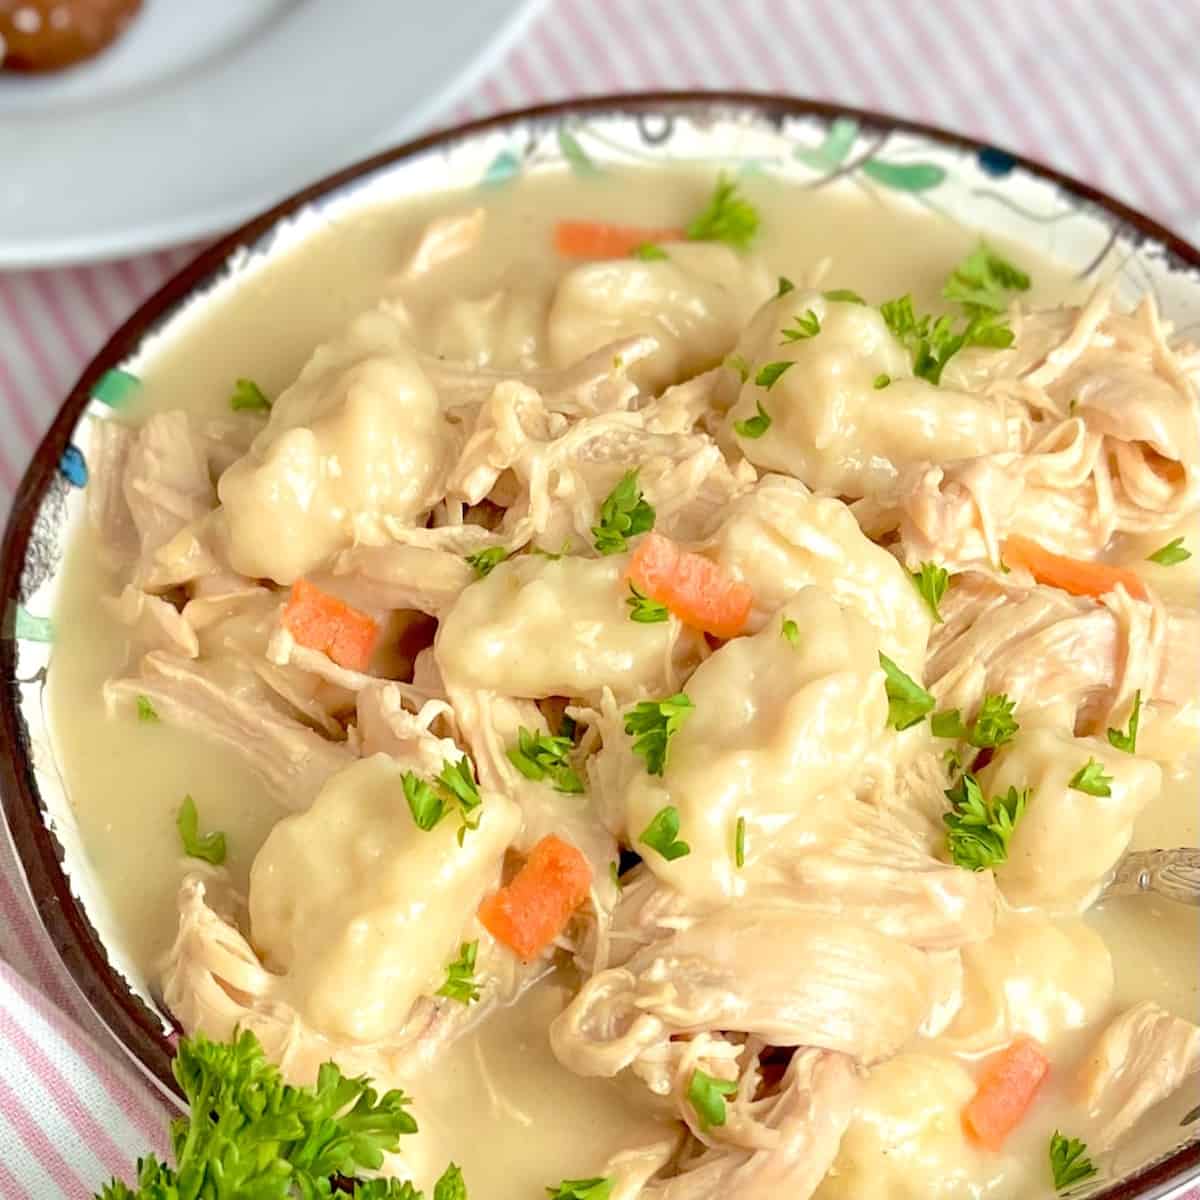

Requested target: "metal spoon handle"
[{"left": 1102, "top": 848, "right": 1200, "bottom": 907}]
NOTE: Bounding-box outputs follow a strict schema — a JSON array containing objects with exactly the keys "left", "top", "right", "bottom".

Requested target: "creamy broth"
[{"left": 47, "top": 167, "right": 1199, "bottom": 1199}]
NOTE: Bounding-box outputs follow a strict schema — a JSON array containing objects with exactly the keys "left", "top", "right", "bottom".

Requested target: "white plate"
[{"left": 0, "top": 0, "right": 542, "bottom": 268}]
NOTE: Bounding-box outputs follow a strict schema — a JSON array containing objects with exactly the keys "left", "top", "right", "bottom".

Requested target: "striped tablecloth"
[{"left": 1, "top": 0, "right": 1198, "bottom": 1194}]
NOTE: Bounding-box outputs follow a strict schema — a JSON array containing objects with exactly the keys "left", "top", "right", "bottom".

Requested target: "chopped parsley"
[
  {"left": 176, "top": 795, "right": 226, "bottom": 866},
  {"left": 776, "top": 276, "right": 795, "bottom": 297},
  {"left": 592, "top": 469, "right": 656, "bottom": 556},
  {"left": 879, "top": 653, "right": 935, "bottom": 730},
  {"left": 1049, "top": 1131, "right": 1098, "bottom": 1191},
  {"left": 229, "top": 378, "right": 271, "bottom": 413},
  {"left": 465, "top": 546, "right": 507, "bottom": 578},
  {"left": 969, "top": 693, "right": 1019, "bottom": 749},
  {"left": 685, "top": 174, "right": 759, "bottom": 249},
  {"left": 1147, "top": 536, "right": 1191, "bottom": 566},
  {"left": 687, "top": 1068, "right": 737, "bottom": 1129},
  {"left": 724, "top": 352, "right": 751, "bottom": 381},
  {"left": 931, "top": 709, "right": 969, "bottom": 739},
  {"left": 625, "top": 693, "right": 694, "bottom": 776},
  {"left": 944, "top": 773, "right": 1028, "bottom": 871},
  {"left": 780, "top": 309, "right": 821, "bottom": 342},
  {"left": 136, "top": 694, "right": 158, "bottom": 723},
  {"left": 754, "top": 360, "right": 795, "bottom": 390},
  {"left": 631, "top": 242, "right": 668, "bottom": 261},
  {"left": 910, "top": 561, "right": 949, "bottom": 622},
  {"left": 640, "top": 805, "right": 690, "bottom": 861},
  {"left": 733, "top": 398, "right": 772, "bottom": 439},
  {"left": 880, "top": 294, "right": 1015, "bottom": 385},
  {"left": 873, "top": 372, "right": 891, "bottom": 389},
  {"left": 943, "top": 243, "right": 1031, "bottom": 313},
  {"left": 402, "top": 755, "right": 483, "bottom": 842},
  {"left": 437, "top": 941, "right": 481, "bottom": 1005},
  {"left": 1107, "top": 690, "right": 1141, "bottom": 754},
  {"left": 626, "top": 582, "right": 670, "bottom": 624},
  {"left": 824, "top": 288, "right": 866, "bottom": 304},
  {"left": 781, "top": 617, "right": 800, "bottom": 646},
  {"left": 609, "top": 861, "right": 622, "bottom": 890},
  {"left": 735, "top": 815, "right": 746, "bottom": 868},
  {"left": 1069, "top": 757, "right": 1113, "bottom": 797},
  {"left": 507, "top": 726, "right": 584, "bottom": 793},
  {"left": 545, "top": 1178, "right": 613, "bottom": 1200}
]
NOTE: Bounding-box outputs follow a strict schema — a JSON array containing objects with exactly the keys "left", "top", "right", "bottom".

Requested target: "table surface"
[{"left": 1, "top": 0, "right": 1198, "bottom": 1194}]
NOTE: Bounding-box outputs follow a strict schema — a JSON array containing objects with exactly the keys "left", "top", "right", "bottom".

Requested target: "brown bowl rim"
[{"left": 1, "top": 90, "right": 1197, "bottom": 1198}]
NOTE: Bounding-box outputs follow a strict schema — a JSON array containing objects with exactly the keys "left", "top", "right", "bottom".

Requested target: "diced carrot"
[
  {"left": 478, "top": 834, "right": 592, "bottom": 961},
  {"left": 1002, "top": 535, "right": 1148, "bottom": 601},
  {"left": 282, "top": 579, "right": 380, "bottom": 672},
  {"left": 554, "top": 221, "right": 685, "bottom": 260},
  {"left": 962, "top": 1036, "right": 1050, "bottom": 1151},
  {"left": 628, "top": 531, "right": 753, "bottom": 640}
]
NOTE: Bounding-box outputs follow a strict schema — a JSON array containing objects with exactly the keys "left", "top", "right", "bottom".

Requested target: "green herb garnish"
[
  {"left": 687, "top": 1068, "right": 737, "bottom": 1129},
  {"left": 735, "top": 815, "right": 746, "bottom": 868},
  {"left": 873, "top": 373, "right": 891, "bottom": 389},
  {"left": 879, "top": 653, "right": 935, "bottom": 730},
  {"left": 1147, "top": 537, "right": 1191, "bottom": 566},
  {"left": 781, "top": 617, "right": 800, "bottom": 646},
  {"left": 754, "top": 360, "right": 794, "bottom": 390},
  {"left": 1049, "top": 1131, "right": 1098, "bottom": 1191},
  {"left": 724, "top": 352, "right": 751, "bottom": 381},
  {"left": 686, "top": 174, "right": 759, "bottom": 249},
  {"left": 969, "top": 693, "right": 1019, "bottom": 749},
  {"left": 880, "top": 294, "right": 1015, "bottom": 385},
  {"left": 824, "top": 288, "right": 866, "bottom": 304},
  {"left": 507, "top": 726, "right": 584, "bottom": 794},
  {"left": 136, "top": 694, "right": 158, "bottom": 723},
  {"left": 640, "top": 805, "right": 690, "bottom": 861},
  {"left": 776, "top": 276, "right": 795, "bottom": 297},
  {"left": 176, "top": 795, "right": 226, "bottom": 866},
  {"left": 545, "top": 1178, "right": 612, "bottom": 1200},
  {"left": 592, "top": 469, "right": 656, "bottom": 556},
  {"left": 910, "top": 561, "right": 949, "bottom": 622},
  {"left": 1107, "top": 690, "right": 1141, "bottom": 754},
  {"left": 781, "top": 309, "right": 821, "bottom": 342},
  {"left": 1069, "top": 758, "right": 1113, "bottom": 797},
  {"left": 229, "top": 378, "right": 271, "bottom": 413},
  {"left": 931, "top": 709, "right": 968, "bottom": 739},
  {"left": 733, "top": 398, "right": 772, "bottom": 439},
  {"left": 624, "top": 693, "right": 694, "bottom": 776},
  {"left": 943, "top": 243, "right": 1031, "bottom": 313},
  {"left": 465, "top": 546, "right": 507, "bottom": 578},
  {"left": 403, "top": 755, "right": 483, "bottom": 842},
  {"left": 944, "top": 773, "right": 1028, "bottom": 871},
  {"left": 626, "top": 582, "right": 670, "bottom": 624},
  {"left": 631, "top": 242, "right": 668, "bottom": 261},
  {"left": 437, "top": 941, "right": 481, "bottom": 1005}
]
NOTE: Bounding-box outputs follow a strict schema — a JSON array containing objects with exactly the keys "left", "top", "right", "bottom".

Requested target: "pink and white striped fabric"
[{"left": 1, "top": 0, "right": 1198, "bottom": 1194}]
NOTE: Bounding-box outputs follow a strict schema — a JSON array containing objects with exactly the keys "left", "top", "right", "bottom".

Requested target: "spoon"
[{"left": 1100, "top": 848, "right": 1200, "bottom": 906}]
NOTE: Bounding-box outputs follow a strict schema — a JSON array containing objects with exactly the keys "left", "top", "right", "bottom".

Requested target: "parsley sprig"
[
  {"left": 1049, "top": 1131, "right": 1098, "bottom": 1191},
  {"left": 685, "top": 174, "right": 759, "bottom": 249},
  {"left": 640, "top": 805, "right": 690, "bottom": 861},
  {"left": 507, "top": 726, "right": 584, "bottom": 793},
  {"left": 93, "top": 1029, "right": 464, "bottom": 1200},
  {"left": 780, "top": 309, "right": 821, "bottom": 342},
  {"left": 177, "top": 795, "right": 226, "bottom": 866},
  {"left": 1147, "top": 536, "right": 1191, "bottom": 566},
  {"left": 880, "top": 295, "right": 1015, "bottom": 386},
  {"left": 402, "top": 755, "right": 483, "bottom": 843},
  {"left": 545, "top": 1179, "right": 612, "bottom": 1200},
  {"left": 437, "top": 941, "right": 481, "bottom": 1005},
  {"left": 1107, "top": 690, "right": 1141, "bottom": 754},
  {"left": 626, "top": 582, "right": 670, "bottom": 624},
  {"left": 624, "top": 693, "right": 694, "bottom": 775},
  {"left": 1069, "top": 757, "right": 1113, "bottom": 797},
  {"left": 465, "top": 546, "right": 507, "bottom": 578},
  {"left": 942, "top": 244, "right": 1031, "bottom": 313},
  {"left": 910, "top": 561, "right": 949, "bottom": 622},
  {"left": 931, "top": 693, "right": 1019, "bottom": 750},
  {"left": 687, "top": 1068, "right": 737, "bottom": 1129},
  {"left": 592, "top": 469, "right": 656, "bottom": 555},
  {"left": 879, "top": 653, "right": 935, "bottom": 730},
  {"left": 733, "top": 398, "right": 771, "bottom": 439},
  {"left": 136, "top": 694, "right": 158, "bottom": 723},
  {"left": 944, "top": 773, "right": 1028, "bottom": 870},
  {"left": 230, "top": 378, "right": 271, "bottom": 413}
]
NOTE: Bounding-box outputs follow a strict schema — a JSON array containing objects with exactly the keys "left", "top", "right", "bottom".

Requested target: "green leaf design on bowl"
[
  {"left": 481, "top": 149, "right": 521, "bottom": 188},
  {"left": 794, "top": 117, "right": 860, "bottom": 169},
  {"left": 91, "top": 368, "right": 140, "bottom": 409},
  {"left": 557, "top": 127, "right": 598, "bottom": 176},
  {"left": 14, "top": 607, "right": 53, "bottom": 642},
  {"left": 861, "top": 160, "right": 947, "bottom": 191}
]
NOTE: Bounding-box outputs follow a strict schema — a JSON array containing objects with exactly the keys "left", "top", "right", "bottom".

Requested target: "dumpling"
[
  {"left": 219, "top": 307, "right": 450, "bottom": 583},
  {"left": 815, "top": 1053, "right": 1009, "bottom": 1199},
  {"left": 725, "top": 291, "right": 1019, "bottom": 497},
  {"left": 548, "top": 242, "right": 774, "bottom": 392},
  {"left": 707, "top": 473, "right": 931, "bottom": 675},
  {"left": 248, "top": 754, "right": 520, "bottom": 1043},
  {"left": 434, "top": 552, "right": 702, "bottom": 702},
  {"left": 623, "top": 588, "right": 888, "bottom": 902},
  {"left": 980, "top": 726, "right": 1161, "bottom": 913}
]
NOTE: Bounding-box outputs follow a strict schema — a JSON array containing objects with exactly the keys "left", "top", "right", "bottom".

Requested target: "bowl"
[{"left": 2, "top": 92, "right": 1198, "bottom": 1199}]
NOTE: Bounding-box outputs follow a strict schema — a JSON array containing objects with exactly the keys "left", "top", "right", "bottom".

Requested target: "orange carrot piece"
[
  {"left": 554, "top": 221, "right": 685, "bottom": 260},
  {"left": 1002, "top": 535, "right": 1148, "bottom": 601},
  {"left": 478, "top": 834, "right": 592, "bottom": 961},
  {"left": 962, "top": 1036, "right": 1050, "bottom": 1150},
  {"left": 628, "top": 531, "right": 754, "bottom": 640},
  {"left": 282, "top": 579, "right": 380, "bottom": 672}
]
